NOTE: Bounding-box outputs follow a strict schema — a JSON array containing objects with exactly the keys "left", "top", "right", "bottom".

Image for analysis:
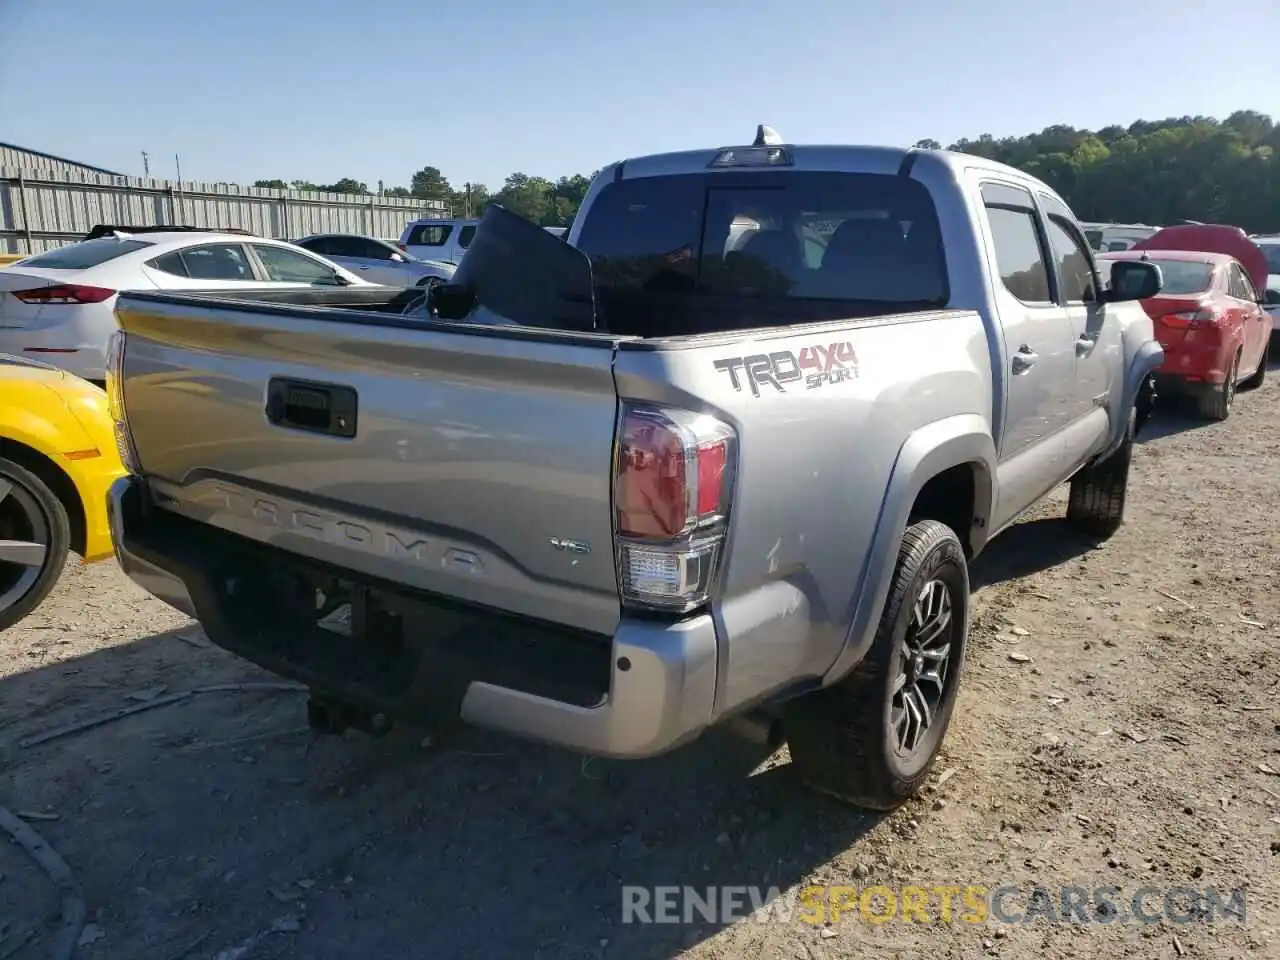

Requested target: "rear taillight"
[
  {"left": 105, "top": 331, "right": 140, "bottom": 473},
  {"left": 13, "top": 284, "right": 116, "bottom": 305},
  {"left": 397, "top": 242, "right": 408, "bottom": 252},
  {"left": 613, "top": 403, "right": 735, "bottom": 613},
  {"left": 1164, "top": 307, "right": 1218, "bottom": 328}
]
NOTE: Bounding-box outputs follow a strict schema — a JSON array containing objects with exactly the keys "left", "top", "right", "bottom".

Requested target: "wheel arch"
[
  {"left": 0, "top": 438, "right": 86, "bottom": 558},
  {"left": 821, "top": 415, "right": 996, "bottom": 687}
]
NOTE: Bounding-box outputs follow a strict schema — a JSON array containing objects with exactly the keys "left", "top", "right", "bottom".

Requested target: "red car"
[{"left": 1098, "top": 249, "right": 1270, "bottom": 420}]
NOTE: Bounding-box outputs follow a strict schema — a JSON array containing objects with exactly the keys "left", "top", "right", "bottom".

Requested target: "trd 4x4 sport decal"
[{"left": 713, "top": 341, "right": 859, "bottom": 397}]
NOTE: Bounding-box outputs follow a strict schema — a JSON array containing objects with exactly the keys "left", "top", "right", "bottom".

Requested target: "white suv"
[{"left": 398, "top": 219, "right": 479, "bottom": 265}]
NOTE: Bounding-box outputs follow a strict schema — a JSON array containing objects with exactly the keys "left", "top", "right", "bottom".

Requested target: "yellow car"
[{"left": 0, "top": 355, "right": 124, "bottom": 630}]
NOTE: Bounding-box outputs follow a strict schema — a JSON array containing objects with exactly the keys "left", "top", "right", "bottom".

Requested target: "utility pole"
[
  {"left": 141, "top": 151, "right": 150, "bottom": 176},
  {"left": 174, "top": 154, "right": 183, "bottom": 184},
  {"left": 464, "top": 182, "right": 472, "bottom": 218}
]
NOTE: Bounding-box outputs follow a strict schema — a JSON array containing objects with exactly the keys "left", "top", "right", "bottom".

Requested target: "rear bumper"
[
  {"left": 107, "top": 476, "right": 718, "bottom": 759},
  {"left": 1155, "top": 340, "right": 1231, "bottom": 386}
]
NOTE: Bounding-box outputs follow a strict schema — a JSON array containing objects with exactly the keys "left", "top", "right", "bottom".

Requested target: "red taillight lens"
[
  {"left": 614, "top": 404, "right": 735, "bottom": 612},
  {"left": 615, "top": 412, "right": 687, "bottom": 538},
  {"left": 696, "top": 438, "right": 729, "bottom": 517},
  {"left": 13, "top": 284, "right": 116, "bottom": 305},
  {"left": 1161, "top": 306, "right": 1217, "bottom": 328},
  {"left": 615, "top": 409, "right": 731, "bottom": 539},
  {"left": 397, "top": 242, "right": 408, "bottom": 252}
]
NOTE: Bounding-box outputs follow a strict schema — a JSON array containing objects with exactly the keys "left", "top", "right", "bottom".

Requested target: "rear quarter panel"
[{"left": 614, "top": 310, "right": 994, "bottom": 718}]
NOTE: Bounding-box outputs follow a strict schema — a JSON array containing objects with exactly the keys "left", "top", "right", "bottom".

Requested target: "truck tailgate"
[{"left": 115, "top": 294, "right": 623, "bottom": 636}]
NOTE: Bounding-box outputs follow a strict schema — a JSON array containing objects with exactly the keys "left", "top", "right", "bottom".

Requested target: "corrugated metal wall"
[{"left": 1, "top": 165, "right": 451, "bottom": 254}]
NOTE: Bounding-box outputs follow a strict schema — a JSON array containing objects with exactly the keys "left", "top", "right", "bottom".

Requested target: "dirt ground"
[{"left": 2, "top": 371, "right": 1278, "bottom": 960}]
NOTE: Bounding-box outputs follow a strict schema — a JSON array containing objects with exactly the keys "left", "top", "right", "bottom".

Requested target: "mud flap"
[{"left": 1134, "top": 374, "right": 1157, "bottom": 437}]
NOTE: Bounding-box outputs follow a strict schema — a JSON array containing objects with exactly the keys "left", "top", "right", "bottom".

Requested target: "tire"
[
  {"left": 1197, "top": 351, "right": 1239, "bottom": 421},
  {"left": 784, "top": 519, "right": 969, "bottom": 810},
  {"left": 0, "top": 457, "right": 71, "bottom": 632},
  {"left": 1239, "top": 338, "right": 1268, "bottom": 391},
  {"left": 1067, "top": 406, "right": 1134, "bottom": 540}
]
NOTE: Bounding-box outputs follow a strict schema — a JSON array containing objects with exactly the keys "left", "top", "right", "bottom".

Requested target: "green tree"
[
  {"left": 318, "top": 178, "right": 370, "bottom": 195},
  {"left": 943, "top": 113, "right": 1280, "bottom": 232},
  {"left": 492, "top": 173, "right": 555, "bottom": 224},
  {"left": 410, "top": 166, "right": 452, "bottom": 201},
  {"left": 253, "top": 178, "right": 289, "bottom": 189}
]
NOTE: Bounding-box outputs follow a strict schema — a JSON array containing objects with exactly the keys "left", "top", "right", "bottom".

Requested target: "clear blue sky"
[{"left": 2, "top": 0, "right": 1277, "bottom": 191}]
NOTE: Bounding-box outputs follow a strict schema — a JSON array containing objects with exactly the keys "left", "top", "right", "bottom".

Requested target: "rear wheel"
[
  {"left": 1197, "top": 351, "right": 1239, "bottom": 421},
  {"left": 0, "top": 457, "right": 71, "bottom": 631},
  {"left": 1240, "top": 338, "right": 1268, "bottom": 391},
  {"left": 784, "top": 519, "right": 969, "bottom": 810}
]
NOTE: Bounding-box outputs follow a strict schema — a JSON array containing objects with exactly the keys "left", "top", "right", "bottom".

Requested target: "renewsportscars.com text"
[{"left": 621, "top": 883, "right": 1248, "bottom": 926}]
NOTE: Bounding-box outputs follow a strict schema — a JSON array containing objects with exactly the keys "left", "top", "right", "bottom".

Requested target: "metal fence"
[{"left": 0, "top": 167, "right": 450, "bottom": 254}]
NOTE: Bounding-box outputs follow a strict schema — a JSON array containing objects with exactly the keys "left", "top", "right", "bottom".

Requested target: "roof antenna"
[{"left": 754, "top": 124, "right": 783, "bottom": 147}]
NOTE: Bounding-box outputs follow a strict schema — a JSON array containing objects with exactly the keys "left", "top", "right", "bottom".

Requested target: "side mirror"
[
  {"left": 1107, "top": 260, "right": 1162, "bottom": 302},
  {"left": 390, "top": 252, "right": 405, "bottom": 263},
  {"left": 1264, "top": 289, "right": 1280, "bottom": 306}
]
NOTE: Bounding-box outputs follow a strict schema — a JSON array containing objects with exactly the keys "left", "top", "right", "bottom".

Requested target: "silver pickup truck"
[{"left": 104, "top": 128, "right": 1164, "bottom": 810}]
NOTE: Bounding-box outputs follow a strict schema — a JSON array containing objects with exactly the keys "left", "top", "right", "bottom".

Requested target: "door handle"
[{"left": 1011, "top": 345, "right": 1038, "bottom": 374}]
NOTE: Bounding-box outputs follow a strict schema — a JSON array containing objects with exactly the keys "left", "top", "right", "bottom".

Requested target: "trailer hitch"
[{"left": 306, "top": 693, "right": 394, "bottom": 739}]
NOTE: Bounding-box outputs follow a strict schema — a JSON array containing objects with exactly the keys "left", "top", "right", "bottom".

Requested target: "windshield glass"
[
  {"left": 19, "top": 237, "right": 151, "bottom": 269},
  {"left": 574, "top": 171, "right": 948, "bottom": 336},
  {"left": 1256, "top": 242, "right": 1280, "bottom": 275},
  {"left": 1129, "top": 258, "right": 1215, "bottom": 296}
]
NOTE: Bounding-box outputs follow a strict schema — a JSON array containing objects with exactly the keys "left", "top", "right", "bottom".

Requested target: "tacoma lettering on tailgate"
[
  {"left": 713, "top": 341, "right": 858, "bottom": 397},
  {"left": 213, "top": 483, "right": 433, "bottom": 562}
]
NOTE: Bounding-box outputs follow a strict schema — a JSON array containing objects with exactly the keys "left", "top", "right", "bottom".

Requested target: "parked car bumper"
[
  {"left": 1155, "top": 341, "right": 1233, "bottom": 386},
  {"left": 107, "top": 475, "right": 719, "bottom": 759},
  {"left": 0, "top": 305, "right": 110, "bottom": 382}
]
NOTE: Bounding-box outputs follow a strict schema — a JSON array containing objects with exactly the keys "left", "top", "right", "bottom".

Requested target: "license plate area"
[{"left": 209, "top": 545, "right": 613, "bottom": 711}]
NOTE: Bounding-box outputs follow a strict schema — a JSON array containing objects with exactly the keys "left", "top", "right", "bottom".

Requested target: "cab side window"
[
  {"left": 982, "top": 183, "right": 1052, "bottom": 304},
  {"left": 1044, "top": 215, "right": 1099, "bottom": 303}
]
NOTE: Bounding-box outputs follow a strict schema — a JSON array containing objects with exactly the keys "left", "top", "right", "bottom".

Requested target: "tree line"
[
  {"left": 255, "top": 110, "right": 1280, "bottom": 233},
  {"left": 252, "top": 171, "right": 594, "bottom": 228}
]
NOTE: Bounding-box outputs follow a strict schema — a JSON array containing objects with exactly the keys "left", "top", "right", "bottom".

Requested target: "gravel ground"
[{"left": 1, "top": 369, "right": 1277, "bottom": 960}]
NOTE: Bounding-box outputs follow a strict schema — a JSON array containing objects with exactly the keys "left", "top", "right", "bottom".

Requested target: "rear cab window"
[
  {"left": 574, "top": 171, "right": 949, "bottom": 336},
  {"left": 20, "top": 237, "right": 152, "bottom": 269}
]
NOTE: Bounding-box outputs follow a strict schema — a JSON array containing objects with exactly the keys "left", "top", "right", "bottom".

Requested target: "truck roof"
[{"left": 609, "top": 131, "right": 1069, "bottom": 210}]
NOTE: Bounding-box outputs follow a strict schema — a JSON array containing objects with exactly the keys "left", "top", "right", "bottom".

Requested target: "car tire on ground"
[
  {"left": 1239, "top": 339, "right": 1268, "bottom": 391},
  {"left": 0, "top": 456, "right": 71, "bottom": 632},
  {"left": 1067, "top": 407, "right": 1134, "bottom": 540},
  {"left": 784, "top": 518, "right": 969, "bottom": 810},
  {"left": 1198, "top": 350, "right": 1239, "bottom": 421}
]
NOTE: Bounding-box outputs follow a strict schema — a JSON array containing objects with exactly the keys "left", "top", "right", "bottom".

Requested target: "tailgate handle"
[{"left": 265, "top": 378, "right": 358, "bottom": 438}]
